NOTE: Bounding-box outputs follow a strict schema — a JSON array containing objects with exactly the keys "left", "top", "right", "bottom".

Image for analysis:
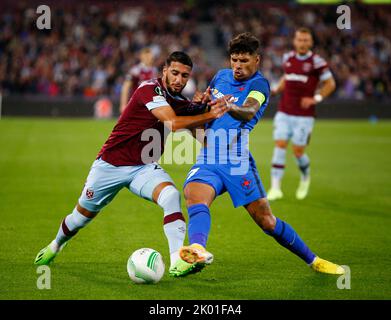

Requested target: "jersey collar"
[{"left": 295, "top": 51, "right": 313, "bottom": 60}]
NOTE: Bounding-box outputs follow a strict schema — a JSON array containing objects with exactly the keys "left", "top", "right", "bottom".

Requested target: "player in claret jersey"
[
  {"left": 120, "top": 47, "right": 158, "bottom": 114},
  {"left": 267, "top": 28, "right": 336, "bottom": 201},
  {"left": 34, "top": 51, "right": 228, "bottom": 277}
]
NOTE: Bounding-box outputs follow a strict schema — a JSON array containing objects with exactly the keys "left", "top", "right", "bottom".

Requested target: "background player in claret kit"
[
  {"left": 177, "top": 33, "right": 344, "bottom": 276},
  {"left": 267, "top": 28, "right": 336, "bottom": 201},
  {"left": 119, "top": 47, "right": 158, "bottom": 114},
  {"left": 34, "top": 51, "right": 228, "bottom": 276}
]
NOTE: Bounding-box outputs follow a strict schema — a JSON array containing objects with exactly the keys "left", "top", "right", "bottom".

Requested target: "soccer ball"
[{"left": 127, "top": 248, "right": 165, "bottom": 284}]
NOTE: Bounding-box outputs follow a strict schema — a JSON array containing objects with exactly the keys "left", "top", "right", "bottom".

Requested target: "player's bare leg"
[
  {"left": 245, "top": 198, "right": 344, "bottom": 275},
  {"left": 268, "top": 140, "right": 287, "bottom": 201},
  {"left": 293, "top": 145, "right": 311, "bottom": 200},
  {"left": 177, "top": 182, "right": 215, "bottom": 273},
  {"left": 34, "top": 204, "right": 97, "bottom": 265}
]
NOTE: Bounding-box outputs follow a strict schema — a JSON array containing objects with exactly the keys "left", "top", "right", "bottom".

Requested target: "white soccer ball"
[{"left": 127, "top": 248, "right": 165, "bottom": 284}]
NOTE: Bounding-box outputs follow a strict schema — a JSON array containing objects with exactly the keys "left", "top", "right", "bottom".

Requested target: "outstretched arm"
[
  {"left": 224, "top": 97, "right": 261, "bottom": 122},
  {"left": 212, "top": 89, "right": 266, "bottom": 122},
  {"left": 151, "top": 96, "right": 229, "bottom": 132}
]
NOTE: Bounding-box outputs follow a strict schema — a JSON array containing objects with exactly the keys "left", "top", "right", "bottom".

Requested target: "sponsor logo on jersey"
[
  {"left": 285, "top": 73, "right": 309, "bottom": 83},
  {"left": 211, "top": 88, "right": 239, "bottom": 103}
]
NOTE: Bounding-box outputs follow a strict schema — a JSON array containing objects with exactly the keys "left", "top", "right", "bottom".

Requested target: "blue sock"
[
  {"left": 266, "top": 217, "right": 316, "bottom": 264},
  {"left": 188, "top": 204, "right": 211, "bottom": 248}
]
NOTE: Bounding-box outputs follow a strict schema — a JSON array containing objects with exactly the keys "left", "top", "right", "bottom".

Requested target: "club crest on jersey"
[
  {"left": 302, "top": 62, "right": 312, "bottom": 72},
  {"left": 86, "top": 188, "right": 94, "bottom": 200}
]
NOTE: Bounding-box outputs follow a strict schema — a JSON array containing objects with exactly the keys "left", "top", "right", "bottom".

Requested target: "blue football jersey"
[{"left": 199, "top": 69, "right": 270, "bottom": 164}]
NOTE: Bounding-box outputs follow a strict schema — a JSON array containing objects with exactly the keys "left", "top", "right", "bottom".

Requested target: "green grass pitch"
[{"left": 0, "top": 117, "right": 390, "bottom": 300}]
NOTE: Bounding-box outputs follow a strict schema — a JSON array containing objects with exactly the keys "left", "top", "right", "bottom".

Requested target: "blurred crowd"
[
  {"left": 213, "top": 2, "right": 391, "bottom": 100},
  {"left": 1, "top": 1, "right": 390, "bottom": 100},
  {"left": 0, "top": 1, "right": 213, "bottom": 99}
]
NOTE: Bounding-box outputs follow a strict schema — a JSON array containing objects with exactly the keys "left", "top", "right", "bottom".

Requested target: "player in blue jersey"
[{"left": 177, "top": 33, "right": 344, "bottom": 276}]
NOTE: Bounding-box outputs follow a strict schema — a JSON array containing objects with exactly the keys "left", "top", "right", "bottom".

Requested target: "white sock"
[
  {"left": 271, "top": 146, "right": 286, "bottom": 190},
  {"left": 157, "top": 185, "right": 186, "bottom": 267},
  {"left": 170, "top": 251, "right": 180, "bottom": 267},
  {"left": 55, "top": 207, "right": 93, "bottom": 246},
  {"left": 271, "top": 176, "right": 281, "bottom": 190},
  {"left": 49, "top": 240, "right": 60, "bottom": 253}
]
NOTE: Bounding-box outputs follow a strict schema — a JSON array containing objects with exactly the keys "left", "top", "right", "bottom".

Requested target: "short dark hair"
[
  {"left": 228, "top": 32, "right": 260, "bottom": 55},
  {"left": 165, "top": 51, "right": 193, "bottom": 68},
  {"left": 296, "top": 27, "right": 313, "bottom": 37}
]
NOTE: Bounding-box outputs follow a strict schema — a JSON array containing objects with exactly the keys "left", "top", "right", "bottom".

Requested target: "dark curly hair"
[{"left": 228, "top": 32, "right": 260, "bottom": 55}]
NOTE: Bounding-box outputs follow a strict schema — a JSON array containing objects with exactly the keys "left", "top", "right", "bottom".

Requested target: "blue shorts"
[{"left": 183, "top": 157, "right": 266, "bottom": 208}]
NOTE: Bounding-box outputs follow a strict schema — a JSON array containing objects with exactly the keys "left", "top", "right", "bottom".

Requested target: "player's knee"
[
  {"left": 77, "top": 203, "right": 98, "bottom": 219},
  {"left": 152, "top": 181, "right": 174, "bottom": 203},
  {"left": 293, "top": 150, "right": 304, "bottom": 158},
  {"left": 157, "top": 185, "right": 181, "bottom": 209},
  {"left": 275, "top": 140, "right": 288, "bottom": 149},
  {"left": 293, "top": 146, "right": 305, "bottom": 158},
  {"left": 184, "top": 188, "right": 202, "bottom": 206},
  {"left": 184, "top": 184, "right": 211, "bottom": 207}
]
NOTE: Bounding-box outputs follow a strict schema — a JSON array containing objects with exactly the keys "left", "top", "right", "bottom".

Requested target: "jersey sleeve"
[
  {"left": 137, "top": 84, "right": 169, "bottom": 111},
  {"left": 313, "top": 54, "right": 333, "bottom": 81},
  {"left": 125, "top": 66, "right": 137, "bottom": 82},
  {"left": 246, "top": 78, "right": 270, "bottom": 106}
]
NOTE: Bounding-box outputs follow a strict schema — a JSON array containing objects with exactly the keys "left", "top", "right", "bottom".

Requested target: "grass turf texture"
[{"left": 0, "top": 118, "right": 390, "bottom": 300}]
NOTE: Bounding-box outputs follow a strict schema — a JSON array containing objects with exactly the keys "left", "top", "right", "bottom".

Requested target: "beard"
[{"left": 164, "top": 75, "right": 183, "bottom": 95}]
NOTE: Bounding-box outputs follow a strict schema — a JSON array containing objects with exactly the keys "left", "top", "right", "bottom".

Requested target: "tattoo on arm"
[{"left": 227, "top": 97, "right": 261, "bottom": 122}]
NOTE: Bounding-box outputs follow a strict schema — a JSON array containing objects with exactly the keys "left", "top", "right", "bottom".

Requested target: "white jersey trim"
[
  {"left": 282, "top": 51, "right": 295, "bottom": 64},
  {"left": 319, "top": 69, "right": 333, "bottom": 81},
  {"left": 313, "top": 54, "right": 328, "bottom": 69},
  {"left": 145, "top": 98, "right": 169, "bottom": 110}
]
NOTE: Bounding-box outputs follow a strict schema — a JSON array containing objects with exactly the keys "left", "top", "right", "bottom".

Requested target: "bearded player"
[
  {"left": 267, "top": 28, "right": 336, "bottom": 201},
  {"left": 34, "top": 52, "right": 228, "bottom": 277},
  {"left": 178, "top": 33, "right": 344, "bottom": 276}
]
